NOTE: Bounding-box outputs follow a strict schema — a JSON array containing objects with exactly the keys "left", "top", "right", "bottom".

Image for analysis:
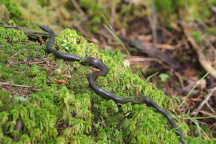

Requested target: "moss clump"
[
  {"left": 0, "top": 0, "right": 24, "bottom": 24},
  {"left": 38, "top": 0, "right": 50, "bottom": 7},
  {"left": 0, "top": 27, "right": 215, "bottom": 144},
  {"left": 0, "top": 27, "right": 28, "bottom": 42}
]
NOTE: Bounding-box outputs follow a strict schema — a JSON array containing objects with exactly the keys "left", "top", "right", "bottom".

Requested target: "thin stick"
[
  {"left": 206, "top": 103, "right": 216, "bottom": 113},
  {"left": 151, "top": 0, "right": 157, "bottom": 49},
  {"left": 178, "top": 10, "right": 216, "bottom": 78},
  {"left": 0, "top": 82, "right": 32, "bottom": 88},
  {"left": 192, "top": 87, "right": 216, "bottom": 116},
  {"left": 70, "top": 0, "right": 85, "bottom": 16}
]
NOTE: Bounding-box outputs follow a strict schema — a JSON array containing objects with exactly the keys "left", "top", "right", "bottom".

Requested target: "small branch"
[
  {"left": 206, "top": 102, "right": 216, "bottom": 113},
  {"left": 70, "top": 0, "right": 85, "bottom": 16},
  {"left": 192, "top": 87, "right": 216, "bottom": 116},
  {"left": 0, "top": 82, "right": 32, "bottom": 88},
  {"left": 178, "top": 9, "right": 216, "bottom": 78},
  {"left": 120, "top": 36, "right": 180, "bottom": 69},
  {"left": 200, "top": 110, "right": 216, "bottom": 117},
  {"left": 151, "top": 0, "right": 157, "bottom": 49},
  {"left": 110, "top": 1, "right": 116, "bottom": 26}
]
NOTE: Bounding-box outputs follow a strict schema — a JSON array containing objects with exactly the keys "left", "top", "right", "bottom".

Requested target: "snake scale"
[{"left": 39, "top": 25, "right": 187, "bottom": 144}]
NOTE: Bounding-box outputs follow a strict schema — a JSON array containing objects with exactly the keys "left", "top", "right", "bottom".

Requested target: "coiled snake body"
[{"left": 39, "top": 26, "right": 187, "bottom": 144}]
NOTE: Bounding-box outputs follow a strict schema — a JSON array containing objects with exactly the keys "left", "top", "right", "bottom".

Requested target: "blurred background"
[{"left": 0, "top": 0, "right": 216, "bottom": 140}]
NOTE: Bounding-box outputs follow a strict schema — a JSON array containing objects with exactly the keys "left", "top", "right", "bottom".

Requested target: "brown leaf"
[{"left": 55, "top": 80, "right": 68, "bottom": 85}]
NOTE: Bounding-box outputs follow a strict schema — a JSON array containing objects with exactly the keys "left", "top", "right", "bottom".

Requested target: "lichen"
[{"left": 0, "top": 27, "right": 215, "bottom": 144}]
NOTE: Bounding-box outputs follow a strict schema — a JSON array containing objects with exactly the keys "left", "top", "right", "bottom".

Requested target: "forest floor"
[
  {"left": 0, "top": 0, "right": 216, "bottom": 142},
  {"left": 99, "top": 19, "right": 216, "bottom": 139},
  {"left": 78, "top": 8, "right": 216, "bottom": 140}
]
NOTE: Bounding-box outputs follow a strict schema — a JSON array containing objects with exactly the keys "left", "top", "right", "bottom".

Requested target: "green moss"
[
  {"left": 181, "top": 0, "right": 212, "bottom": 21},
  {"left": 38, "top": 0, "right": 50, "bottom": 7},
  {"left": 0, "top": 0, "right": 24, "bottom": 24},
  {"left": 192, "top": 30, "right": 205, "bottom": 45},
  {"left": 155, "top": 0, "right": 178, "bottom": 16},
  {"left": 205, "top": 26, "right": 216, "bottom": 35},
  {"left": 211, "top": 0, "right": 216, "bottom": 5},
  {"left": 0, "top": 27, "right": 28, "bottom": 42},
  {"left": 0, "top": 27, "right": 215, "bottom": 144}
]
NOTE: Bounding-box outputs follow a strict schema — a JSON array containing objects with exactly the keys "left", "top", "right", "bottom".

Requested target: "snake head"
[
  {"left": 81, "top": 57, "right": 108, "bottom": 73},
  {"left": 82, "top": 57, "right": 102, "bottom": 66},
  {"left": 39, "top": 25, "right": 55, "bottom": 35}
]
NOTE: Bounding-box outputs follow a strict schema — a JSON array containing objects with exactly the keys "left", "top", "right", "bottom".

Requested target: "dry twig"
[
  {"left": 192, "top": 87, "right": 216, "bottom": 116},
  {"left": 120, "top": 36, "right": 180, "bottom": 69},
  {"left": 0, "top": 82, "right": 32, "bottom": 88},
  {"left": 151, "top": 0, "right": 157, "bottom": 49},
  {"left": 179, "top": 9, "right": 216, "bottom": 78},
  {"left": 127, "top": 56, "right": 160, "bottom": 64},
  {"left": 70, "top": 0, "right": 85, "bottom": 16}
]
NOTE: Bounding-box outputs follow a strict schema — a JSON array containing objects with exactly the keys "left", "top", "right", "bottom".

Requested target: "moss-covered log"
[{"left": 0, "top": 27, "right": 215, "bottom": 144}]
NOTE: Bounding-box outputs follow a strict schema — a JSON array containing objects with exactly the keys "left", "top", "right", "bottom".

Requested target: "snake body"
[{"left": 39, "top": 25, "right": 187, "bottom": 144}]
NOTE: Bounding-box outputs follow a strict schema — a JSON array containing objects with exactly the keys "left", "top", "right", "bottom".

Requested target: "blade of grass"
[
  {"left": 179, "top": 72, "right": 209, "bottom": 108},
  {"left": 102, "top": 15, "right": 130, "bottom": 56},
  {"left": 103, "top": 24, "right": 130, "bottom": 56},
  {"left": 186, "top": 72, "right": 209, "bottom": 97},
  {"left": 191, "top": 119, "right": 202, "bottom": 136},
  {"left": 184, "top": 115, "right": 216, "bottom": 120},
  {"left": 145, "top": 72, "right": 159, "bottom": 82}
]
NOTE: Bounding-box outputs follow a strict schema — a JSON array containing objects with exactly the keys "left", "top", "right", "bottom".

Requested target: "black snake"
[{"left": 39, "top": 25, "right": 187, "bottom": 144}]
